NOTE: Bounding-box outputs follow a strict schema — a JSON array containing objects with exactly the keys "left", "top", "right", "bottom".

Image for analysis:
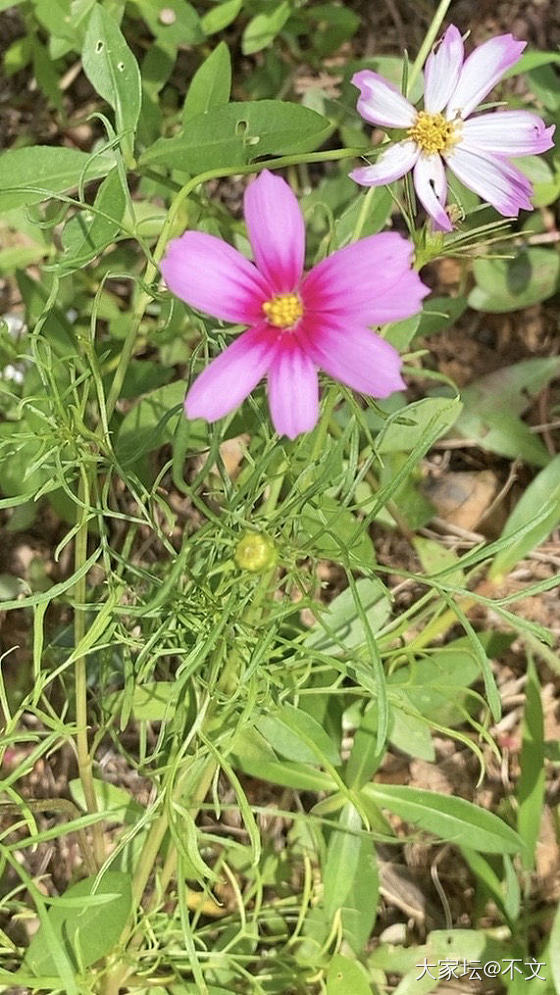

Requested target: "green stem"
[
  {"left": 407, "top": 0, "right": 454, "bottom": 95},
  {"left": 74, "top": 469, "right": 105, "bottom": 869}
]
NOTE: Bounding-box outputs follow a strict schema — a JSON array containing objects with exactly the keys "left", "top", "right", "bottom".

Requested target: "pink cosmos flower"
[
  {"left": 351, "top": 25, "right": 555, "bottom": 232},
  {"left": 160, "top": 170, "right": 429, "bottom": 440}
]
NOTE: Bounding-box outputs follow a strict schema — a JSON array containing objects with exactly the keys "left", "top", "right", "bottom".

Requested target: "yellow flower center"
[
  {"left": 407, "top": 111, "right": 458, "bottom": 154},
  {"left": 262, "top": 293, "right": 303, "bottom": 329}
]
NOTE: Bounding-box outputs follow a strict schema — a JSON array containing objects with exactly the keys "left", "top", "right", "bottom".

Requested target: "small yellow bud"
[{"left": 234, "top": 532, "right": 276, "bottom": 572}]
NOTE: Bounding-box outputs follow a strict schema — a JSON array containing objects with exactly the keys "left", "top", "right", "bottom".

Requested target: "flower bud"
[{"left": 234, "top": 532, "right": 276, "bottom": 572}]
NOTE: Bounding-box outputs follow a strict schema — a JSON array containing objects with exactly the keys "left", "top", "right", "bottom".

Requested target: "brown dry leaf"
[
  {"left": 535, "top": 807, "right": 560, "bottom": 897},
  {"left": 423, "top": 471, "right": 499, "bottom": 531}
]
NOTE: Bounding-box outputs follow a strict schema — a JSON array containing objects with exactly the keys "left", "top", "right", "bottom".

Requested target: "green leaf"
[
  {"left": 141, "top": 101, "right": 331, "bottom": 173},
  {"left": 376, "top": 397, "right": 462, "bottom": 454},
  {"left": 0, "top": 145, "right": 113, "bottom": 212},
  {"left": 469, "top": 249, "right": 560, "bottom": 313},
  {"left": 69, "top": 777, "right": 144, "bottom": 825},
  {"left": 413, "top": 536, "right": 465, "bottom": 587},
  {"left": 415, "top": 295, "right": 468, "bottom": 337},
  {"left": 202, "top": 0, "right": 243, "bottom": 34},
  {"left": 82, "top": 4, "right": 142, "bottom": 162},
  {"left": 232, "top": 727, "right": 335, "bottom": 792},
  {"left": 527, "top": 64, "right": 560, "bottom": 111},
  {"left": 134, "top": 0, "right": 203, "bottom": 46},
  {"left": 115, "top": 381, "right": 206, "bottom": 463},
  {"left": 298, "top": 493, "right": 374, "bottom": 568},
  {"left": 31, "top": 37, "right": 64, "bottom": 112},
  {"left": 306, "top": 577, "right": 390, "bottom": 655},
  {"left": 502, "top": 49, "right": 560, "bottom": 78},
  {"left": 551, "top": 903, "right": 560, "bottom": 994},
  {"left": 107, "top": 681, "right": 179, "bottom": 721},
  {"left": 327, "top": 953, "right": 373, "bottom": 995},
  {"left": 242, "top": 1, "right": 291, "bottom": 55},
  {"left": 517, "top": 659, "right": 545, "bottom": 870},
  {"left": 364, "top": 783, "right": 524, "bottom": 854},
  {"left": 490, "top": 455, "right": 560, "bottom": 579},
  {"left": 323, "top": 803, "right": 362, "bottom": 918},
  {"left": 257, "top": 703, "right": 340, "bottom": 767},
  {"left": 389, "top": 705, "right": 435, "bottom": 761},
  {"left": 24, "top": 872, "right": 132, "bottom": 975},
  {"left": 60, "top": 166, "right": 126, "bottom": 267},
  {"left": 183, "top": 42, "right": 231, "bottom": 122},
  {"left": 340, "top": 835, "right": 378, "bottom": 953},
  {"left": 454, "top": 358, "right": 560, "bottom": 467}
]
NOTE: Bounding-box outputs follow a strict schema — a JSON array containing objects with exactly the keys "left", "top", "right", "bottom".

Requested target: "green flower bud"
[{"left": 234, "top": 532, "right": 276, "bottom": 573}]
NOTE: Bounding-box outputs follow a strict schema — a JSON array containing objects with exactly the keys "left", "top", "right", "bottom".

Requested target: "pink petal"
[
  {"left": 461, "top": 110, "right": 555, "bottom": 156},
  {"left": 301, "top": 318, "right": 405, "bottom": 398},
  {"left": 267, "top": 341, "right": 319, "bottom": 439},
  {"left": 302, "top": 232, "right": 430, "bottom": 325},
  {"left": 185, "top": 324, "right": 278, "bottom": 423},
  {"left": 424, "top": 25, "right": 464, "bottom": 114},
  {"left": 413, "top": 154, "right": 453, "bottom": 232},
  {"left": 446, "top": 34, "right": 526, "bottom": 120},
  {"left": 161, "top": 231, "right": 270, "bottom": 325},
  {"left": 352, "top": 70, "right": 416, "bottom": 129},
  {"left": 243, "top": 170, "right": 305, "bottom": 293},
  {"left": 350, "top": 140, "right": 419, "bottom": 187},
  {"left": 446, "top": 145, "right": 533, "bottom": 216}
]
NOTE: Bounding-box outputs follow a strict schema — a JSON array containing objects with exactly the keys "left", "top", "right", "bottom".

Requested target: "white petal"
[
  {"left": 446, "top": 145, "right": 533, "bottom": 216},
  {"left": 413, "top": 155, "right": 452, "bottom": 231},
  {"left": 350, "top": 140, "right": 420, "bottom": 187},
  {"left": 461, "top": 111, "right": 555, "bottom": 156},
  {"left": 352, "top": 70, "right": 416, "bottom": 128},
  {"left": 424, "top": 25, "right": 464, "bottom": 114},
  {"left": 446, "top": 34, "right": 526, "bottom": 120}
]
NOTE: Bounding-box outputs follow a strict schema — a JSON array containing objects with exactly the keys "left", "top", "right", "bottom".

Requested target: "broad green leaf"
[
  {"left": 455, "top": 408, "right": 550, "bottom": 466},
  {"left": 298, "top": 494, "right": 374, "bottom": 568},
  {"left": 232, "top": 727, "right": 335, "bottom": 792},
  {"left": 527, "top": 64, "right": 560, "bottom": 111},
  {"left": 31, "top": 36, "right": 64, "bottom": 112},
  {"left": 340, "top": 835, "right": 379, "bottom": 953},
  {"left": 141, "top": 101, "right": 331, "bottom": 173},
  {"left": 0, "top": 146, "right": 113, "bottom": 212},
  {"left": 389, "top": 705, "right": 435, "bottom": 761},
  {"left": 517, "top": 154, "right": 560, "bottom": 208},
  {"left": 323, "top": 803, "right": 362, "bottom": 918},
  {"left": 386, "top": 296, "right": 468, "bottom": 351},
  {"left": 364, "top": 783, "right": 524, "bottom": 854},
  {"left": 454, "top": 357, "right": 560, "bottom": 466},
  {"left": 306, "top": 577, "right": 390, "bottom": 655},
  {"left": 60, "top": 166, "right": 126, "bottom": 267},
  {"left": 415, "top": 295, "right": 468, "bottom": 337},
  {"left": 376, "top": 397, "right": 462, "bottom": 454},
  {"left": 459, "top": 358, "right": 560, "bottom": 418},
  {"left": 502, "top": 49, "right": 560, "bottom": 78},
  {"left": 107, "top": 681, "right": 178, "bottom": 721},
  {"left": 82, "top": 5, "right": 142, "bottom": 162},
  {"left": 134, "top": 0, "right": 203, "bottom": 46},
  {"left": 551, "top": 903, "right": 560, "bottom": 994},
  {"left": 257, "top": 703, "right": 340, "bottom": 767},
  {"left": 413, "top": 536, "right": 465, "bottom": 587},
  {"left": 327, "top": 953, "right": 373, "bottom": 995},
  {"left": 201, "top": 0, "right": 243, "bottom": 35},
  {"left": 517, "top": 659, "right": 545, "bottom": 870},
  {"left": 242, "top": 1, "right": 291, "bottom": 55},
  {"left": 115, "top": 381, "right": 206, "bottom": 463},
  {"left": 183, "top": 42, "right": 231, "bottom": 122},
  {"left": 490, "top": 455, "right": 560, "bottom": 579},
  {"left": 24, "top": 872, "right": 132, "bottom": 975},
  {"left": 469, "top": 249, "right": 560, "bottom": 313},
  {"left": 69, "top": 777, "right": 143, "bottom": 824}
]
